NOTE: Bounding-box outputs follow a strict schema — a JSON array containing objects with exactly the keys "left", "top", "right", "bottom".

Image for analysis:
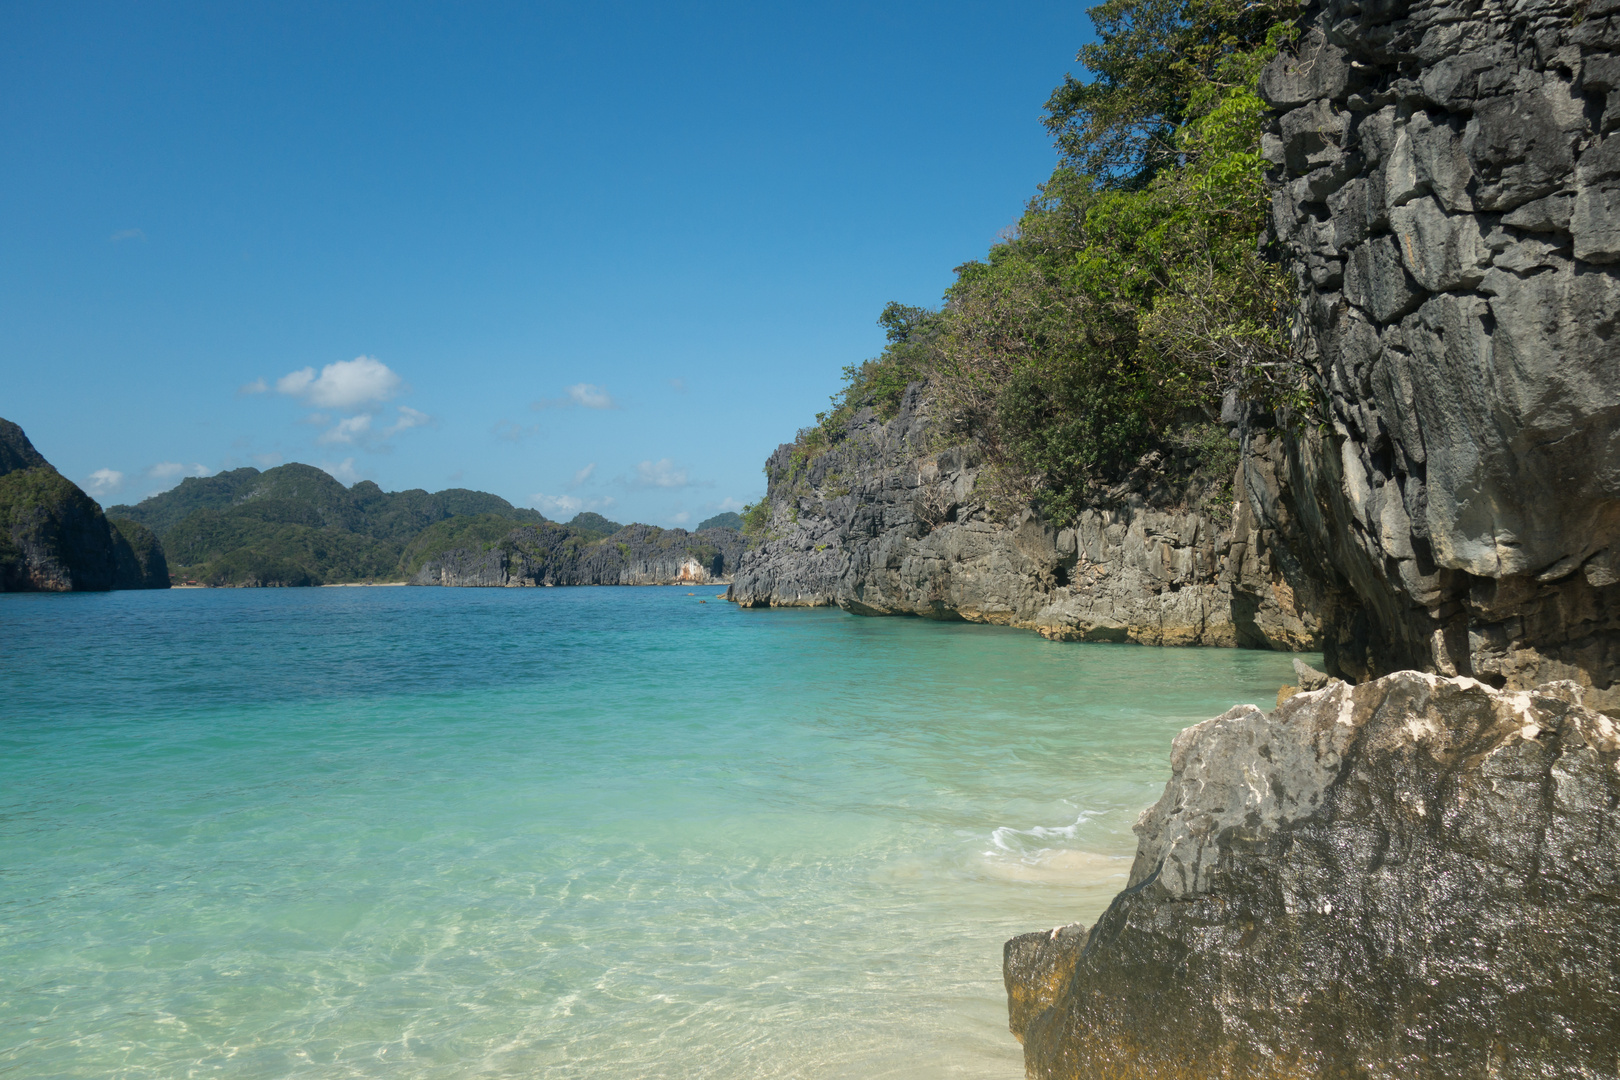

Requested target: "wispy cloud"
[
  {"left": 277, "top": 356, "right": 402, "bottom": 410},
  {"left": 568, "top": 463, "right": 596, "bottom": 488},
  {"left": 85, "top": 468, "right": 124, "bottom": 496},
  {"left": 312, "top": 405, "right": 433, "bottom": 447},
  {"left": 321, "top": 457, "right": 364, "bottom": 486},
  {"left": 668, "top": 377, "right": 688, "bottom": 394},
  {"left": 705, "top": 496, "right": 746, "bottom": 513},
  {"left": 317, "top": 415, "right": 372, "bottom": 445},
  {"left": 238, "top": 377, "right": 268, "bottom": 395},
  {"left": 531, "top": 383, "right": 618, "bottom": 411},
  {"left": 531, "top": 492, "right": 617, "bottom": 518},
  {"left": 630, "top": 458, "right": 690, "bottom": 489},
  {"left": 252, "top": 452, "right": 283, "bottom": 468},
  {"left": 109, "top": 228, "right": 146, "bottom": 243},
  {"left": 382, "top": 405, "right": 432, "bottom": 437},
  {"left": 493, "top": 419, "right": 540, "bottom": 443},
  {"left": 149, "top": 461, "right": 212, "bottom": 481},
  {"left": 671, "top": 510, "right": 691, "bottom": 524}
]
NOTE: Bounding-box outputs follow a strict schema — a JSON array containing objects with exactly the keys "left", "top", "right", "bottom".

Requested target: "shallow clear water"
[{"left": 0, "top": 586, "right": 1311, "bottom": 1078}]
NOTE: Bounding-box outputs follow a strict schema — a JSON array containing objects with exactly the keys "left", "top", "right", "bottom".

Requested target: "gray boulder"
[{"left": 1006, "top": 672, "right": 1620, "bottom": 1079}]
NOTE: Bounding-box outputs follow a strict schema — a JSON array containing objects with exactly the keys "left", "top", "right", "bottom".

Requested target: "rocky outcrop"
[
  {"left": 0, "top": 419, "right": 169, "bottom": 592},
  {"left": 413, "top": 523, "right": 745, "bottom": 587},
  {"left": 109, "top": 518, "right": 171, "bottom": 589},
  {"left": 1255, "top": 0, "right": 1620, "bottom": 708},
  {"left": 729, "top": 385, "right": 1317, "bottom": 649},
  {"left": 1006, "top": 671, "right": 1620, "bottom": 1079}
]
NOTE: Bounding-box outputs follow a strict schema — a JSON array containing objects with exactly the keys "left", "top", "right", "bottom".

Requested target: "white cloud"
[
  {"left": 382, "top": 405, "right": 432, "bottom": 437},
  {"left": 109, "top": 228, "right": 146, "bottom": 243},
  {"left": 531, "top": 492, "right": 617, "bottom": 518},
  {"left": 149, "top": 461, "right": 212, "bottom": 481},
  {"left": 239, "top": 377, "right": 268, "bottom": 395},
  {"left": 568, "top": 383, "right": 615, "bottom": 409},
  {"left": 252, "top": 452, "right": 283, "bottom": 467},
  {"left": 531, "top": 383, "right": 618, "bottom": 411},
  {"left": 569, "top": 463, "right": 597, "bottom": 487},
  {"left": 493, "top": 419, "right": 540, "bottom": 443},
  {"left": 85, "top": 468, "right": 124, "bottom": 496},
  {"left": 632, "top": 458, "right": 689, "bottom": 489},
  {"left": 707, "top": 497, "right": 746, "bottom": 513},
  {"left": 321, "top": 457, "right": 364, "bottom": 486},
  {"left": 317, "top": 414, "right": 372, "bottom": 445},
  {"left": 313, "top": 406, "right": 430, "bottom": 447},
  {"left": 671, "top": 510, "right": 691, "bottom": 525},
  {"left": 277, "top": 355, "right": 402, "bottom": 410}
]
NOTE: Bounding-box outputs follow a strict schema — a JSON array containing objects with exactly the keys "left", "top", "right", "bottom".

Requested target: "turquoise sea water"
[{"left": 1, "top": 586, "right": 1311, "bottom": 1079}]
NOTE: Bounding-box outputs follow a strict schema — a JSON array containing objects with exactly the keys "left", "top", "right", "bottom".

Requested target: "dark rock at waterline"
[
  {"left": 728, "top": 383, "right": 1319, "bottom": 650},
  {"left": 1006, "top": 671, "right": 1620, "bottom": 1079},
  {"left": 413, "top": 522, "right": 746, "bottom": 587},
  {"left": 1253, "top": 0, "right": 1620, "bottom": 710},
  {"left": 110, "top": 517, "right": 170, "bottom": 589}
]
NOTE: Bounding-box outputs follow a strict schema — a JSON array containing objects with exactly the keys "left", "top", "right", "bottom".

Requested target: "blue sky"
[{"left": 2, "top": 1, "right": 1093, "bottom": 526}]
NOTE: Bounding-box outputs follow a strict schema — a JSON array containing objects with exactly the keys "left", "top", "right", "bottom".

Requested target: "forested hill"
[
  {"left": 110, "top": 464, "right": 543, "bottom": 538},
  {"left": 109, "top": 462, "right": 746, "bottom": 587},
  {"left": 109, "top": 463, "right": 547, "bottom": 586}
]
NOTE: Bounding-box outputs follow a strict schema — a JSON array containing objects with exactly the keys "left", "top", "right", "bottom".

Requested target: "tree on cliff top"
[{"left": 797, "top": 0, "right": 1295, "bottom": 523}]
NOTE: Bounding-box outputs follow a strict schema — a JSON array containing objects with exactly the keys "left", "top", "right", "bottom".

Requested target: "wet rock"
[{"left": 1007, "top": 672, "right": 1620, "bottom": 1079}]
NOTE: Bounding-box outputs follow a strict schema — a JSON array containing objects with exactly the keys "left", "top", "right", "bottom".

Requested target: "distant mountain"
[
  {"left": 111, "top": 463, "right": 548, "bottom": 586},
  {"left": 696, "top": 512, "right": 742, "bottom": 531},
  {"left": 565, "top": 512, "right": 624, "bottom": 539},
  {"left": 0, "top": 418, "right": 169, "bottom": 591}
]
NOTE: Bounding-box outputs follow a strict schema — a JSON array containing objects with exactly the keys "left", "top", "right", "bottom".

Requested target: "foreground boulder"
[{"left": 1006, "top": 671, "right": 1620, "bottom": 1079}]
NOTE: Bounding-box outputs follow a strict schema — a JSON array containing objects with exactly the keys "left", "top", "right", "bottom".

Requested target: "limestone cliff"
[
  {"left": 728, "top": 385, "right": 1317, "bottom": 649},
  {"left": 1253, "top": 0, "right": 1620, "bottom": 709},
  {"left": 0, "top": 418, "right": 169, "bottom": 592},
  {"left": 412, "top": 522, "right": 745, "bottom": 587},
  {"left": 1006, "top": 672, "right": 1620, "bottom": 1078},
  {"left": 1003, "top": 0, "right": 1620, "bottom": 1072}
]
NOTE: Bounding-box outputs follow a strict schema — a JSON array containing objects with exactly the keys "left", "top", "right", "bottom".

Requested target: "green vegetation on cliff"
[
  {"left": 0, "top": 418, "right": 168, "bottom": 591},
  {"left": 799, "top": 0, "right": 1300, "bottom": 523},
  {"left": 111, "top": 463, "right": 547, "bottom": 586},
  {"left": 696, "top": 512, "right": 743, "bottom": 532}
]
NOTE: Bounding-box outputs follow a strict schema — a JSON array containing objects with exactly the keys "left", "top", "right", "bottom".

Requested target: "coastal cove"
[{"left": 1, "top": 585, "right": 1311, "bottom": 1079}]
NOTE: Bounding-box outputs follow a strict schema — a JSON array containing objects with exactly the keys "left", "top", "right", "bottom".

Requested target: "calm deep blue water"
[{"left": 1, "top": 586, "right": 1310, "bottom": 1078}]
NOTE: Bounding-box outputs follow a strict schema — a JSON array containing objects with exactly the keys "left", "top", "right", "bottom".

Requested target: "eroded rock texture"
[
  {"left": 1007, "top": 672, "right": 1620, "bottom": 1079},
  {"left": 413, "top": 523, "right": 745, "bottom": 587},
  {"left": 1256, "top": 0, "right": 1620, "bottom": 708},
  {"left": 728, "top": 386, "right": 1317, "bottom": 649}
]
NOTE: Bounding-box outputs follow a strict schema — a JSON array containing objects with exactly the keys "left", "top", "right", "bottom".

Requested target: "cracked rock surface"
[
  {"left": 1007, "top": 671, "right": 1620, "bottom": 1079},
  {"left": 727, "top": 385, "right": 1317, "bottom": 649},
  {"left": 1252, "top": 0, "right": 1620, "bottom": 709}
]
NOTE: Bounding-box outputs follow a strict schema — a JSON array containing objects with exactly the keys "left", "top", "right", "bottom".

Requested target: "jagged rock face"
[
  {"left": 413, "top": 523, "right": 745, "bottom": 587},
  {"left": 1256, "top": 0, "right": 1620, "bottom": 708},
  {"left": 0, "top": 419, "right": 168, "bottom": 592},
  {"left": 729, "top": 386, "right": 1317, "bottom": 649},
  {"left": 1006, "top": 672, "right": 1620, "bottom": 1079}
]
